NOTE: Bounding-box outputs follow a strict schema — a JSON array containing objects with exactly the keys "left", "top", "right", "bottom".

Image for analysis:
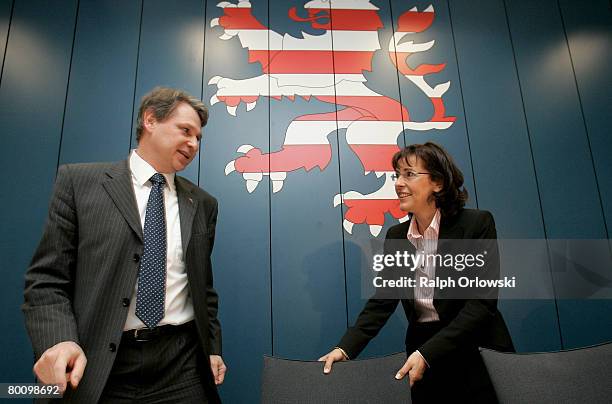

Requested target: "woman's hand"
[
  {"left": 395, "top": 351, "right": 428, "bottom": 386},
  {"left": 318, "top": 348, "right": 348, "bottom": 374}
]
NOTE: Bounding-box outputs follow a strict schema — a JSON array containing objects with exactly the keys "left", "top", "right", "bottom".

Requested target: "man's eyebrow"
[{"left": 180, "top": 121, "right": 199, "bottom": 130}]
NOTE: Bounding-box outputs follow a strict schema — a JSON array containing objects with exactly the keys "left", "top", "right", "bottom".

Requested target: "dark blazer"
[
  {"left": 338, "top": 208, "right": 514, "bottom": 366},
  {"left": 23, "top": 161, "right": 222, "bottom": 403}
]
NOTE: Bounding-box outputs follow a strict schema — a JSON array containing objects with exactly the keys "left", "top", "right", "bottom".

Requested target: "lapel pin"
[{"left": 188, "top": 197, "right": 193, "bottom": 204}]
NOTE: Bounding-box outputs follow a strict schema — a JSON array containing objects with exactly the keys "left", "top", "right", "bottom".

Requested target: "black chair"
[
  {"left": 261, "top": 352, "right": 411, "bottom": 403},
  {"left": 480, "top": 341, "right": 612, "bottom": 404}
]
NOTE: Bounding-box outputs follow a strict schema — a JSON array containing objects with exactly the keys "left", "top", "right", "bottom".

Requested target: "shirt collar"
[
  {"left": 407, "top": 209, "right": 441, "bottom": 239},
  {"left": 129, "top": 149, "right": 175, "bottom": 191}
]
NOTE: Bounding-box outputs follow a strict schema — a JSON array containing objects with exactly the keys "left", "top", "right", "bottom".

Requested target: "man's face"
[{"left": 141, "top": 102, "right": 202, "bottom": 173}]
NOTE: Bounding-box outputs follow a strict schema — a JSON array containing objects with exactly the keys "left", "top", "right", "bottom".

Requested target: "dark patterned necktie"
[{"left": 135, "top": 173, "right": 167, "bottom": 328}]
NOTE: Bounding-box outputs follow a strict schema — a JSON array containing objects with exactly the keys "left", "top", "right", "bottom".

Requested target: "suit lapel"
[
  {"left": 437, "top": 213, "right": 465, "bottom": 256},
  {"left": 102, "top": 161, "right": 143, "bottom": 241},
  {"left": 175, "top": 177, "right": 198, "bottom": 252},
  {"left": 386, "top": 220, "right": 416, "bottom": 302},
  {"left": 438, "top": 213, "right": 465, "bottom": 241},
  {"left": 434, "top": 212, "right": 466, "bottom": 304}
]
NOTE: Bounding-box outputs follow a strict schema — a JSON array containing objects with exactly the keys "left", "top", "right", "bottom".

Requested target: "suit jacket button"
[
  {"left": 133, "top": 253, "right": 140, "bottom": 263},
  {"left": 109, "top": 343, "right": 117, "bottom": 352},
  {"left": 122, "top": 298, "right": 130, "bottom": 307}
]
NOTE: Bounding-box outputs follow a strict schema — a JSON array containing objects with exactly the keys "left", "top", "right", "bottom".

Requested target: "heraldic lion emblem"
[{"left": 209, "top": 0, "right": 455, "bottom": 236}]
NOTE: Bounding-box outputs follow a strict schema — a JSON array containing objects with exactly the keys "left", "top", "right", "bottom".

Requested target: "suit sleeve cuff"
[
  {"left": 416, "top": 350, "right": 430, "bottom": 368},
  {"left": 335, "top": 346, "right": 350, "bottom": 360}
]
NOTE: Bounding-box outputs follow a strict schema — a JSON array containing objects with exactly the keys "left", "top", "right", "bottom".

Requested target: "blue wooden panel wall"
[
  {"left": 557, "top": 0, "right": 612, "bottom": 348},
  {"left": 267, "top": 0, "right": 348, "bottom": 360},
  {"left": 505, "top": 0, "right": 612, "bottom": 349},
  {"left": 0, "top": 0, "right": 12, "bottom": 76},
  {"left": 59, "top": 0, "right": 141, "bottom": 164},
  {"left": 449, "top": 0, "right": 562, "bottom": 351},
  {"left": 0, "top": 0, "right": 78, "bottom": 382},
  {"left": 202, "top": 0, "right": 272, "bottom": 400},
  {"left": 551, "top": 0, "right": 612, "bottom": 348},
  {"left": 0, "top": 0, "right": 78, "bottom": 381},
  {"left": 0, "top": 0, "right": 610, "bottom": 401},
  {"left": 559, "top": 0, "right": 612, "bottom": 237}
]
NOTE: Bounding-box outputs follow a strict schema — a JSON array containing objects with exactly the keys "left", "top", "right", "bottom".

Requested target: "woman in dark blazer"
[{"left": 319, "top": 142, "right": 514, "bottom": 403}]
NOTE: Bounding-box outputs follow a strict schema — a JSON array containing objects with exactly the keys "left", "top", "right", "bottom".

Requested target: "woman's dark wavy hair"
[{"left": 392, "top": 142, "right": 468, "bottom": 218}]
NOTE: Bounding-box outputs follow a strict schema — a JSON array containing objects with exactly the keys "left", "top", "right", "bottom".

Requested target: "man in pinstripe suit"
[{"left": 23, "top": 87, "right": 225, "bottom": 403}]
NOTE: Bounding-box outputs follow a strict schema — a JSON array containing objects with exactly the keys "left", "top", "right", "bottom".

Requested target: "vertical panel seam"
[
  {"left": 129, "top": 0, "right": 145, "bottom": 154},
  {"left": 56, "top": 0, "right": 81, "bottom": 172},
  {"left": 501, "top": 0, "right": 564, "bottom": 349},
  {"left": 198, "top": 0, "right": 207, "bottom": 187},
  {"left": 0, "top": 0, "right": 15, "bottom": 85},
  {"left": 328, "top": 0, "right": 350, "bottom": 331},
  {"left": 267, "top": 0, "right": 274, "bottom": 356},
  {"left": 446, "top": 0, "right": 478, "bottom": 208},
  {"left": 556, "top": 0, "right": 610, "bottom": 241},
  {"left": 388, "top": 0, "right": 407, "bottom": 147}
]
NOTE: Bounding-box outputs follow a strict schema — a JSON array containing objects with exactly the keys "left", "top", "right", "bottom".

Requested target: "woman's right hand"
[{"left": 318, "top": 348, "right": 348, "bottom": 374}]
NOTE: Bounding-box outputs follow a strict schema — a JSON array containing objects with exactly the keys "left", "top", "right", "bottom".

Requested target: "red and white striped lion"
[{"left": 209, "top": 0, "right": 455, "bottom": 236}]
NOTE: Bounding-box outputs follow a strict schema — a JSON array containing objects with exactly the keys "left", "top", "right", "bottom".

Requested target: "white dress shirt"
[
  {"left": 407, "top": 209, "right": 441, "bottom": 323},
  {"left": 123, "top": 150, "right": 194, "bottom": 330}
]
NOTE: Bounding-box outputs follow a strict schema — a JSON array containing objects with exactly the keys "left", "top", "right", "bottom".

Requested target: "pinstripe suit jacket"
[{"left": 23, "top": 160, "right": 222, "bottom": 403}]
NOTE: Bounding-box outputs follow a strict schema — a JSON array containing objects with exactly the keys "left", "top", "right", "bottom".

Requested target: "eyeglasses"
[{"left": 390, "top": 171, "right": 430, "bottom": 182}]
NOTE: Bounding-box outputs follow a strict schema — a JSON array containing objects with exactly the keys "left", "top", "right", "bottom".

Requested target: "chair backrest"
[
  {"left": 480, "top": 341, "right": 612, "bottom": 404},
  {"left": 261, "top": 352, "right": 411, "bottom": 403}
]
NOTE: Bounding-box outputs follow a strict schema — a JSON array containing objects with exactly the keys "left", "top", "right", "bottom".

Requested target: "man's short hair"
[{"left": 136, "top": 86, "right": 208, "bottom": 142}]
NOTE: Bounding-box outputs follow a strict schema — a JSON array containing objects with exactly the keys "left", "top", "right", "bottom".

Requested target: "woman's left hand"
[{"left": 395, "top": 351, "right": 428, "bottom": 387}]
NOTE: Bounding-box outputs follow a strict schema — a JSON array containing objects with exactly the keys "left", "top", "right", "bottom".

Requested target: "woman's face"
[{"left": 394, "top": 155, "right": 442, "bottom": 214}]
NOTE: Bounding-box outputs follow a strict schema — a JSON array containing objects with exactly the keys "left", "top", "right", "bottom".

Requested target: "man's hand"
[
  {"left": 209, "top": 355, "right": 227, "bottom": 385},
  {"left": 33, "top": 341, "right": 87, "bottom": 393},
  {"left": 395, "top": 351, "right": 427, "bottom": 387},
  {"left": 318, "top": 348, "right": 347, "bottom": 374}
]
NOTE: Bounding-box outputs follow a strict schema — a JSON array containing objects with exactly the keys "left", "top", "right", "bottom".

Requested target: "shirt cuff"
[
  {"left": 416, "top": 350, "right": 430, "bottom": 368},
  {"left": 335, "top": 346, "right": 350, "bottom": 360}
]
